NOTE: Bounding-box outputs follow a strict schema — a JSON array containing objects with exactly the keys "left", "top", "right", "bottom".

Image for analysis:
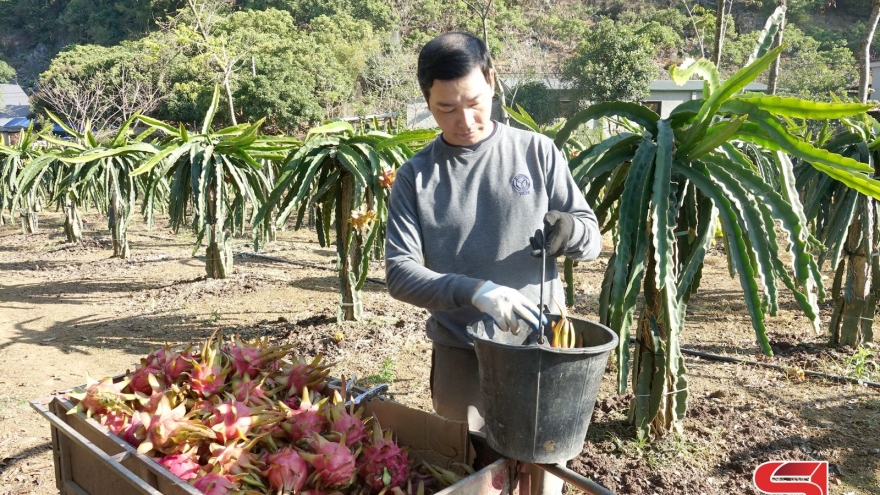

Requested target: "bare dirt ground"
[{"left": 1, "top": 211, "right": 878, "bottom": 495}]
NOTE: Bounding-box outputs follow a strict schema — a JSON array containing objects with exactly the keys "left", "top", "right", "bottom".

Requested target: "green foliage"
[
  {"left": 33, "top": 112, "right": 157, "bottom": 255},
  {"left": 134, "top": 86, "right": 273, "bottom": 278},
  {"left": 0, "top": 124, "right": 56, "bottom": 233},
  {"left": 845, "top": 346, "right": 877, "bottom": 381},
  {"left": 509, "top": 82, "right": 558, "bottom": 127},
  {"left": 562, "top": 19, "right": 658, "bottom": 104},
  {"left": 257, "top": 121, "right": 437, "bottom": 320},
  {"left": 35, "top": 41, "right": 169, "bottom": 129},
  {"left": 0, "top": 61, "right": 16, "bottom": 84},
  {"left": 775, "top": 26, "right": 858, "bottom": 101},
  {"left": 155, "top": 8, "right": 365, "bottom": 131},
  {"left": 558, "top": 43, "right": 878, "bottom": 438}
]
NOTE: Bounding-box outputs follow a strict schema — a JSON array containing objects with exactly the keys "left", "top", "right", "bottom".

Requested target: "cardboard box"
[{"left": 31, "top": 390, "right": 522, "bottom": 495}]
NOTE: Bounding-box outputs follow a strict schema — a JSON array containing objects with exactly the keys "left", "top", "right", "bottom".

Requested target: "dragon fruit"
[
  {"left": 281, "top": 387, "right": 327, "bottom": 442},
  {"left": 204, "top": 400, "right": 255, "bottom": 444},
  {"left": 98, "top": 409, "right": 132, "bottom": 435},
  {"left": 156, "top": 452, "right": 201, "bottom": 481},
  {"left": 137, "top": 395, "right": 215, "bottom": 455},
  {"left": 325, "top": 394, "right": 368, "bottom": 448},
  {"left": 274, "top": 355, "right": 330, "bottom": 394},
  {"left": 163, "top": 346, "right": 195, "bottom": 385},
  {"left": 300, "top": 434, "right": 358, "bottom": 490},
  {"left": 264, "top": 446, "right": 309, "bottom": 494},
  {"left": 191, "top": 472, "right": 237, "bottom": 495},
  {"left": 357, "top": 421, "right": 410, "bottom": 493},
  {"left": 128, "top": 358, "right": 162, "bottom": 395},
  {"left": 223, "top": 335, "right": 292, "bottom": 380},
  {"left": 67, "top": 374, "right": 135, "bottom": 419},
  {"left": 185, "top": 346, "right": 229, "bottom": 398},
  {"left": 208, "top": 438, "right": 263, "bottom": 476}
]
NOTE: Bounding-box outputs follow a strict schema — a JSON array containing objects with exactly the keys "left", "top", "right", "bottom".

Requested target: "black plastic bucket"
[{"left": 466, "top": 315, "right": 618, "bottom": 464}]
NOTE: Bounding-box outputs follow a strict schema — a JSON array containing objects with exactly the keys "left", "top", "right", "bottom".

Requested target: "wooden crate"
[{"left": 31, "top": 393, "right": 526, "bottom": 495}]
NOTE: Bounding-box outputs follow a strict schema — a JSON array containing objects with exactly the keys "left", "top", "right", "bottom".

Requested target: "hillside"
[{"left": 0, "top": 0, "right": 875, "bottom": 131}]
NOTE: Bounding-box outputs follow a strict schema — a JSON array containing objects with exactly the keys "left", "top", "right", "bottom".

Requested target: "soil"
[{"left": 1, "top": 211, "right": 878, "bottom": 495}]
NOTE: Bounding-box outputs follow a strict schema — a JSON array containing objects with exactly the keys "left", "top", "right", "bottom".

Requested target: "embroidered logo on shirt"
[{"left": 511, "top": 174, "right": 531, "bottom": 195}]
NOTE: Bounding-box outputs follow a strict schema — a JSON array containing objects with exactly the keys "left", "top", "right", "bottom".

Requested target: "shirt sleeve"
[
  {"left": 544, "top": 142, "right": 602, "bottom": 262},
  {"left": 384, "top": 166, "right": 482, "bottom": 310}
]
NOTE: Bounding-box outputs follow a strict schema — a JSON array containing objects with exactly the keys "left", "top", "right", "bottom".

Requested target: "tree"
[
  {"left": 555, "top": 45, "right": 878, "bottom": 438},
  {"left": 133, "top": 86, "right": 272, "bottom": 278},
  {"left": 0, "top": 124, "right": 56, "bottom": 233},
  {"left": 794, "top": 115, "right": 880, "bottom": 347},
  {"left": 258, "top": 122, "right": 437, "bottom": 321},
  {"left": 175, "top": 0, "right": 244, "bottom": 125},
  {"left": 561, "top": 19, "right": 657, "bottom": 104},
  {"left": 858, "top": 0, "right": 880, "bottom": 103},
  {"left": 35, "top": 42, "right": 170, "bottom": 130},
  {"left": 775, "top": 25, "right": 857, "bottom": 100},
  {"left": 508, "top": 81, "right": 558, "bottom": 127},
  {"left": 24, "top": 113, "right": 158, "bottom": 256},
  {"left": 0, "top": 61, "right": 16, "bottom": 83},
  {"left": 710, "top": 0, "right": 732, "bottom": 66},
  {"left": 766, "top": 1, "right": 786, "bottom": 95}
]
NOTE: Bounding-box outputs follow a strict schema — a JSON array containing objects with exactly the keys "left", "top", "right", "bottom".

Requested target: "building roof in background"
[
  {"left": 500, "top": 77, "right": 768, "bottom": 93},
  {"left": 0, "top": 84, "right": 30, "bottom": 119},
  {"left": 650, "top": 80, "right": 768, "bottom": 92}
]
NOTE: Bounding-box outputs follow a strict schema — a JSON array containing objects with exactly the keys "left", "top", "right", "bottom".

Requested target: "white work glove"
[{"left": 472, "top": 281, "right": 541, "bottom": 333}]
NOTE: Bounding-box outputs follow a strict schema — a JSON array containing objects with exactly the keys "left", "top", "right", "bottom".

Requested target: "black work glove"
[{"left": 530, "top": 211, "right": 576, "bottom": 258}]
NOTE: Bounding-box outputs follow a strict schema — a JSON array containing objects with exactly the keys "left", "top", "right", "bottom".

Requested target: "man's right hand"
[{"left": 472, "top": 281, "right": 541, "bottom": 332}]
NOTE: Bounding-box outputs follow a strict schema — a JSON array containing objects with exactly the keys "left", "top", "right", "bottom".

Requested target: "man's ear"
[{"left": 487, "top": 68, "right": 496, "bottom": 90}]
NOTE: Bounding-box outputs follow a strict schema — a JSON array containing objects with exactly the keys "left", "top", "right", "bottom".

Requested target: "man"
[{"left": 384, "top": 32, "right": 601, "bottom": 493}]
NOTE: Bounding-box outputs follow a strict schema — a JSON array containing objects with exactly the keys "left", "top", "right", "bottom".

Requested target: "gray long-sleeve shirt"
[{"left": 384, "top": 122, "right": 601, "bottom": 349}]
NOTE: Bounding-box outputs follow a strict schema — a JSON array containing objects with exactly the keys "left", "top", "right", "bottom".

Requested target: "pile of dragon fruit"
[{"left": 66, "top": 332, "right": 464, "bottom": 495}]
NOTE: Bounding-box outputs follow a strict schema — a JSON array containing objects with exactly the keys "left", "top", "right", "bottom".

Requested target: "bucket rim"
[{"left": 466, "top": 316, "right": 619, "bottom": 355}]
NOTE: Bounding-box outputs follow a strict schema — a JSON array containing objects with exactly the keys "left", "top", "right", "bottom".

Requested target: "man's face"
[{"left": 427, "top": 67, "right": 495, "bottom": 147}]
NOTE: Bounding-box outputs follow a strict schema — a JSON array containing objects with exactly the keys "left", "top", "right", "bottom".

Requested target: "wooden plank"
[{"left": 62, "top": 480, "right": 91, "bottom": 495}]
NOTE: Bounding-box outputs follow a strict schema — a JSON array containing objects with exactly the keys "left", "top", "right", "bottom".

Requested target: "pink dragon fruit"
[
  {"left": 223, "top": 335, "right": 292, "bottom": 380},
  {"left": 325, "top": 396, "right": 368, "bottom": 448},
  {"left": 299, "top": 434, "right": 358, "bottom": 490},
  {"left": 156, "top": 452, "right": 200, "bottom": 481},
  {"left": 137, "top": 395, "right": 215, "bottom": 455},
  {"left": 128, "top": 358, "right": 162, "bottom": 395},
  {"left": 118, "top": 414, "right": 145, "bottom": 448},
  {"left": 230, "top": 374, "right": 279, "bottom": 407},
  {"left": 274, "top": 355, "right": 330, "bottom": 394},
  {"left": 280, "top": 387, "right": 327, "bottom": 443},
  {"left": 163, "top": 346, "right": 195, "bottom": 385},
  {"left": 357, "top": 421, "right": 410, "bottom": 493},
  {"left": 185, "top": 333, "right": 230, "bottom": 398},
  {"left": 98, "top": 409, "right": 132, "bottom": 435},
  {"left": 205, "top": 400, "right": 254, "bottom": 443},
  {"left": 67, "top": 374, "right": 135, "bottom": 419},
  {"left": 191, "top": 472, "right": 237, "bottom": 495},
  {"left": 208, "top": 438, "right": 263, "bottom": 476},
  {"left": 263, "top": 446, "right": 310, "bottom": 494}
]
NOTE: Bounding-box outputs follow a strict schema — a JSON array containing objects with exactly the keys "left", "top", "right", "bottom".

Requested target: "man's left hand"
[{"left": 530, "top": 210, "right": 576, "bottom": 258}]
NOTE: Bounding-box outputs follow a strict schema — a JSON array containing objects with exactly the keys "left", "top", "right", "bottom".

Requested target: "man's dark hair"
[{"left": 417, "top": 32, "right": 493, "bottom": 101}]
